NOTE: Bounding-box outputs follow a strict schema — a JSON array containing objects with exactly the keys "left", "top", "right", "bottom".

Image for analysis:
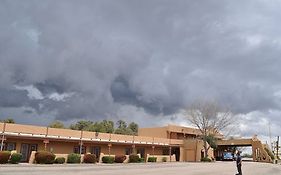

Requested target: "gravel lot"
[{"left": 0, "top": 161, "right": 280, "bottom": 175}]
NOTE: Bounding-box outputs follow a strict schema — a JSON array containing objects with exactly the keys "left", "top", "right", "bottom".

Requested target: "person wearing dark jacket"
[{"left": 236, "top": 151, "right": 242, "bottom": 175}]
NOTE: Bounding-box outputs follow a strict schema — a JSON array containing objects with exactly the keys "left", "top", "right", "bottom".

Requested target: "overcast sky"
[{"left": 0, "top": 0, "right": 280, "bottom": 142}]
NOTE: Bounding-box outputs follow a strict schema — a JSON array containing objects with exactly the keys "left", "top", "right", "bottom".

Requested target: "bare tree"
[{"left": 185, "top": 100, "right": 233, "bottom": 158}]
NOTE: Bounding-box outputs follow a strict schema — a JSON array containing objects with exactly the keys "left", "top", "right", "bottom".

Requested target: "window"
[
  {"left": 73, "top": 146, "right": 86, "bottom": 154},
  {"left": 91, "top": 146, "right": 101, "bottom": 159},
  {"left": 5, "top": 142, "right": 16, "bottom": 151},
  {"left": 137, "top": 148, "right": 145, "bottom": 158},
  {"left": 125, "top": 148, "right": 133, "bottom": 155},
  {"left": 162, "top": 148, "right": 169, "bottom": 155}
]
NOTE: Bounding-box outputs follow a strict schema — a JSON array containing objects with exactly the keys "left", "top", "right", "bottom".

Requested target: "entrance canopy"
[{"left": 216, "top": 137, "right": 273, "bottom": 163}]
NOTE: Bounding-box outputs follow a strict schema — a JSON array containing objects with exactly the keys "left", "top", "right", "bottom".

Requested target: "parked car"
[{"left": 223, "top": 152, "right": 235, "bottom": 161}]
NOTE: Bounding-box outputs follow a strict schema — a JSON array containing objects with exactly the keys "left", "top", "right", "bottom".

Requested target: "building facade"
[{"left": 0, "top": 122, "right": 272, "bottom": 163}]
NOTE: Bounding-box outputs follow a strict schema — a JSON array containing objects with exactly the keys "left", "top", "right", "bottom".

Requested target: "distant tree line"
[
  {"left": 0, "top": 117, "right": 138, "bottom": 135},
  {"left": 48, "top": 119, "right": 139, "bottom": 136},
  {"left": 0, "top": 118, "right": 15, "bottom": 123}
]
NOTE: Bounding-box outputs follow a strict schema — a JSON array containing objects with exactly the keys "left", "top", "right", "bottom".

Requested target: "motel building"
[{"left": 0, "top": 122, "right": 273, "bottom": 163}]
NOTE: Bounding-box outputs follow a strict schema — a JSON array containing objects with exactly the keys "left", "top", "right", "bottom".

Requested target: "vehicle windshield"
[{"left": 223, "top": 152, "right": 233, "bottom": 158}]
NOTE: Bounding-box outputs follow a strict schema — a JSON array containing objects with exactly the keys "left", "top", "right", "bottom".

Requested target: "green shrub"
[
  {"left": 67, "top": 153, "right": 81, "bottom": 163},
  {"left": 115, "top": 155, "right": 126, "bottom": 163},
  {"left": 129, "top": 154, "right": 139, "bottom": 163},
  {"left": 148, "top": 157, "right": 157, "bottom": 162},
  {"left": 9, "top": 153, "right": 22, "bottom": 164},
  {"left": 0, "top": 151, "right": 11, "bottom": 164},
  {"left": 201, "top": 157, "right": 212, "bottom": 162},
  {"left": 162, "top": 157, "right": 167, "bottom": 162},
  {"left": 35, "top": 151, "right": 55, "bottom": 164},
  {"left": 54, "top": 157, "right": 65, "bottom": 164},
  {"left": 138, "top": 157, "right": 145, "bottom": 163},
  {"left": 102, "top": 156, "right": 114, "bottom": 163},
  {"left": 83, "top": 154, "right": 97, "bottom": 163}
]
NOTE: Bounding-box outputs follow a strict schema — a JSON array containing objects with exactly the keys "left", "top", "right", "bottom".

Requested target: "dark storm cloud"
[
  {"left": 0, "top": 0, "right": 281, "bottom": 136},
  {"left": 0, "top": 88, "right": 28, "bottom": 108}
]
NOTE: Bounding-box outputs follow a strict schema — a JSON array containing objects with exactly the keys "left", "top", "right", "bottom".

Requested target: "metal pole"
[
  {"left": 268, "top": 121, "right": 273, "bottom": 151},
  {"left": 0, "top": 135, "right": 4, "bottom": 151},
  {"left": 152, "top": 137, "right": 155, "bottom": 157},
  {"left": 277, "top": 136, "right": 279, "bottom": 159},
  {"left": 1, "top": 123, "right": 6, "bottom": 151},
  {"left": 79, "top": 130, "right": 83, "bottom": 158}
]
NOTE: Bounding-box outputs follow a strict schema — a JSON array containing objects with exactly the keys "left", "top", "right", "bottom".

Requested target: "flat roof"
[{"left": 0, "top": 122, "right": 183, "bottom": 146}]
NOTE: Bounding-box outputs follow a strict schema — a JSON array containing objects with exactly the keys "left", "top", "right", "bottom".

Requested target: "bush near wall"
[
  {"left": 83, "top": 154, "right": 97, "bottom": 163},
  {"left": 148, "top": 157, "right": 157, "bottom": 162},
  {"left": 201, "top": 157, "right": 212, "bottom": 162},
  {"left": 67, "top": 153, "right": 81, "bottom": 164},
  {"left": 129, "top": 154, "right": 139, "bottom": 163},
  {"left": 138, "top": 158, "right": 145, "bottom": 163},
  {"left": 102, "top": 156, "right": 114, "bottom": 163},
  {"left": 162, "top": 157, "right": 167, "bottom": 162},
  {"left": 114, "top": 155, "right": 126, "bottom": 163},
  {"left": 9, "top": 153, "right": 22, "bottom": 164},
  {"left": 35, "top": 151, "right": 56, "bottom": 164},
  {"left": 54, "top": 157, "right": 65, "bottom": 164},
  {"left": 0, "top": 151, "right": 11, "bottom": 164}
]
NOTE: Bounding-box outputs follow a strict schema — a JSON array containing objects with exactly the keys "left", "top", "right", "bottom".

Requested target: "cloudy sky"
[{"left": 0, "top": 0, "right": 280, "bottom": 142}]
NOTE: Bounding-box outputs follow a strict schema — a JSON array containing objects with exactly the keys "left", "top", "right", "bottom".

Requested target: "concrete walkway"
[{"left": 0, "top": 161, "right": 280, "bottom": 175}]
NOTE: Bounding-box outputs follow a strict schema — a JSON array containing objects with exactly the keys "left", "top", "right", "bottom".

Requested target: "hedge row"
[
  {"left": 115, "top": 155, "right": 126, "bottom": 163},
  {"left": 201, "top": 157, "right": 212, "bottom": 162},
  {"left": 35, "top": 152, "right": 98, "bottom": 164},
  {"left": 0, "top": 151, "right": 22, "bottom": 164},
  {"left": 67, "top": 153, "right": 81, "bottom": 164},
  {"left": 101, "top": 154, "right": 145, "bottom": 163},
  {"left": 35, "top": 151, "right": 56, "bottom": 164},
  {"left": 102, "top": 156, "right": 114, "bottom": 163},
  {"left": 54, "top": 157, "right": 65, "bottom": 164},
  {"left": 1, "top": 151, "right": 168, "bottom": 164},
  {"left": 148, "top": 157, "right": 157, "bottom": 162},
  {"left": 84, "top": 154, "right": 97, "bottom": 163},
  {"left": 35, "top": 152, "right": 97, "bottom": 164}
]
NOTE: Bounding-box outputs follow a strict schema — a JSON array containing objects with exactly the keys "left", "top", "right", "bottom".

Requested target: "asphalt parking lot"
[{"left": 0, "top": 161, "right": 280, "bottom": 175}]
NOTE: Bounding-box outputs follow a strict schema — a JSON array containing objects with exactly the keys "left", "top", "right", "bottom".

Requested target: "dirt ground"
[{"left": 0, "top": 161, "right": 280, "bottom": 175}]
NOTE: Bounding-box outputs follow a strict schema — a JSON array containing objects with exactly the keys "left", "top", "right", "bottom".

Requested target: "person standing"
[{"left": 236, "top": 151, "right": 242, "bottom": 175}]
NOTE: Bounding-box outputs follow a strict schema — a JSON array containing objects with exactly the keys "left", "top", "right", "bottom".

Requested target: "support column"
[
  {"left": 132, "top": 144, "right": 136, "bottom": 154},
  {"left": 0, "top": 135, "right": 5, "bottom": 151},
  {"left": 152, "top": 137, "right": 155, "bottom": 157},
  {"left": 43, "top": 140, "right": 49, "bottom": 151},
  {"left": 79, "top": 140, "right": 83, "bottom": 154},
  {"left": 79, "top": 130, "right": 84, "bottom": 157},
  {"left": 169, "top": 146, "right": 172, "bottom": 162},
  {"left": 108, "top": 143, "right": 112, "bottom": 156}
]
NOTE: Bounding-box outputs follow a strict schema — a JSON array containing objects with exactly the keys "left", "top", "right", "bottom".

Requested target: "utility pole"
[
  {"left": 277, "top": 136, "right": 279, "bottom": 159},
  {"left": 0, "top": 123, "right": 6, "bottom": 151},
  {"left": 268, "top": 122, "right": 273, "bottom": 150}
]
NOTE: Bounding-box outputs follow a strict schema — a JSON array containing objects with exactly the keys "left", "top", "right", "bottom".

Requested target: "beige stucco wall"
[
  {"left": 182, "top": 139, "right": 214, "bottom": 162},
  {"left": 5, "top": 123, "right": 47, "bottom": 135},
  {"left": 0, "top": 122, "right": 4, "bottom": 132},
  {"left": 138, "top": 127, "right": 168, "bottom": 138},
  {"left": 5, "top": 138, "right": 45, "bottom": 153},
  {"left": 2, "top": 122, "right": 217, "bottom": 163}
]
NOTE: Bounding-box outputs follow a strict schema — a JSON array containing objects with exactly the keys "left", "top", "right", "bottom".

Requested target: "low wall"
[{"left": 146, "top": 154, "right": 176, "bottom": 162}]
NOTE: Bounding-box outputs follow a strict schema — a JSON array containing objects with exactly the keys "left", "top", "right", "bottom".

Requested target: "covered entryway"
[{"left": 216, "top": 137, "right": 273, "bottom": 163}]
